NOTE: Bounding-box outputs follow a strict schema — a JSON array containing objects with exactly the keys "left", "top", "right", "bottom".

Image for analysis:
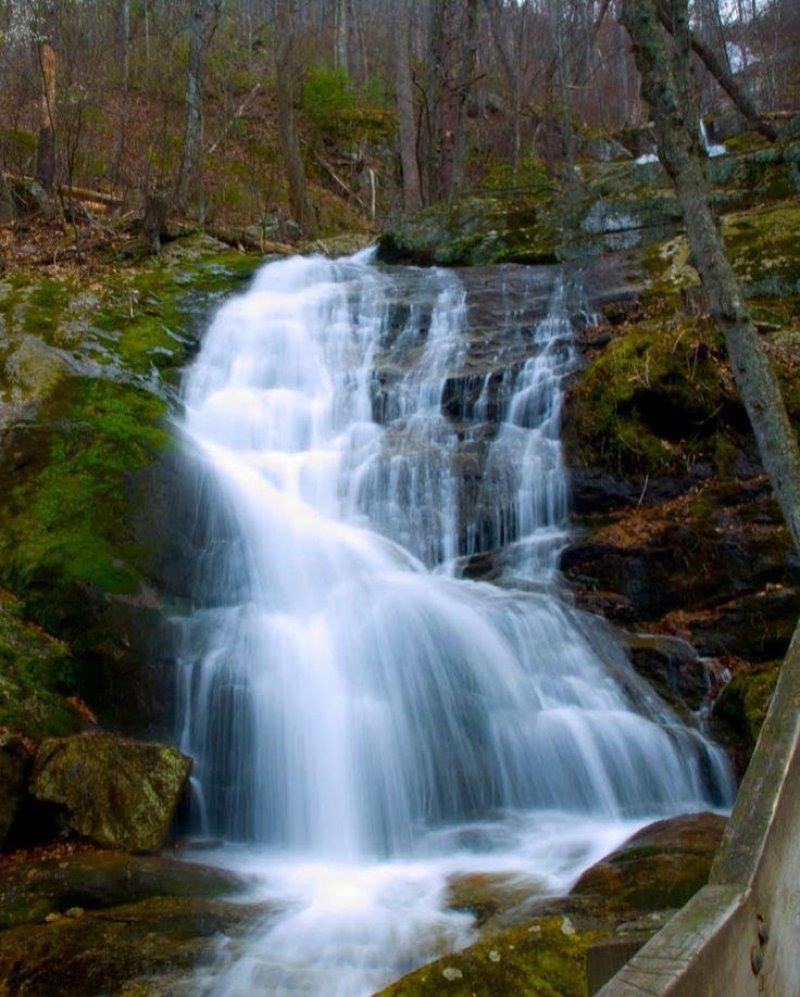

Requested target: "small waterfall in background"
[{"left": 176, "top": 252, "right": 733, "bottom": 995}]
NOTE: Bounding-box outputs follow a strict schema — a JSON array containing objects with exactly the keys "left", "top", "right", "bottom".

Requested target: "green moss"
[
  {"left": 377, "top": 916, "right": 602, "bottom": 997},
  {"left": 0, "top": 595, "right": 80, "bottom": 738},
  {"left": 566, "top": 318, "right": 741, "bottom": 477},
  {"left": 714, "top": 663, "right": 781, "bottom": 758},
  {"left": 722, "top": 201, "right": 800, "bottom": 296},
  {"left": 0, "top": 378, "right": 169, "bottom": 617}
]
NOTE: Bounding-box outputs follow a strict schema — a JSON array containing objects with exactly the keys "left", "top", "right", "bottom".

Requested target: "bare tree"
[
  {"left": 621, "top": 0, "right": 800, "bottom": 555},
  {"left": 393, "top": 0, "right": 423, "bottom": 212},
  {"left": 36, "top": 1, "right": 57, "bottom": 193},
  {"left": 275, "top": 0, "right": 314, "bottom": 234},
  {"left": 177, "top": 0, "right": 221, "bottom": 218}
]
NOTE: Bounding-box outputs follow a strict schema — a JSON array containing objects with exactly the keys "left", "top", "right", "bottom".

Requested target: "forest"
[{"left": 0, "top": 0, "right": 797, "bottom": 244}]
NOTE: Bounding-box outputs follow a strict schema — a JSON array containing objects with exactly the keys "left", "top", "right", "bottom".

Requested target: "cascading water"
[{"left": 177, "top": 253, "right": 733, "bottom": 995}]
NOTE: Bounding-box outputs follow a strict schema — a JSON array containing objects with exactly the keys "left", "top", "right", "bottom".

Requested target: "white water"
[{"left": 177, "top": 254, "right": 733, "bottom": 995}]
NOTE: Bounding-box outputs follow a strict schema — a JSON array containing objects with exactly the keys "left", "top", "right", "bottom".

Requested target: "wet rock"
[
  {"left": 31, "top": 735, "right": 191, "bottom": 852},
  {"left": 0, "top": 895, "right": 269, "bottom": 997},
  {"left": 378, "top": 812, "right": 725, "bottom": 995},
  {"left": 0, "top": 731, "right": 31, "bottom": 850},
  {"left": 0, "top": 849, "right": 248, "bottom": 931},
  {"left": 622, "top": 633, "right": 708, "bottom": 713},
  {"left": 444, "top": 872, "right": 544, "bottom": 927},
  {"left": 570, "top": 812, "right": 726, "bottom": 914},
  {"left": 375, "top": 915, "right": 600, "bottom": 997}
]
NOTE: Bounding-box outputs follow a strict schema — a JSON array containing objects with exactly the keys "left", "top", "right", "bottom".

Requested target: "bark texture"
[
  {"left": 177, "top": 0, "right": 220, "bottom": 215},
  {"left": 36, "top": 42, "right": 57, "bottom": 193},
  {"left": 394, "top": 1, "right": 422, "bottom": 213},
  {"left": 621, "top": 0, "right": 800, "bottom": 556},
  {"left": 276, "top": 0, "right": 314, "bottom": 234}
]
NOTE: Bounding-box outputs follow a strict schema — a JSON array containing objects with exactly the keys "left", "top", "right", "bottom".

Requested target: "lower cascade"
[{"left": 177, "top": 252, "right": 733, "bottom": 995}]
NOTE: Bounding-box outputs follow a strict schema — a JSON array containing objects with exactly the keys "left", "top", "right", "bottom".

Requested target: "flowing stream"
[{"left": 177, "top": 253, "right": 733, "bottom": 995}]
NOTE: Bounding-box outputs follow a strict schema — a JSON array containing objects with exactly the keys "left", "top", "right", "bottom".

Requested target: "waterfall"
[{"left": 177, "top": 253, "right": 733, "bottom": 994}]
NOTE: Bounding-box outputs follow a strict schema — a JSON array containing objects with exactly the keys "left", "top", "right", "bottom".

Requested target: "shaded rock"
[
  {"left": 622, "top": 633, "right": 708, "bottom": 712},
  {"left": 0, "top": 731, "right": 31, "bottom": 850},
  {"left": 31, "top": 735, "right": 191, "bottom": 852},
  {"left": 0, "top": 849, "right": 248, "bottom": 931},
  {"left": 570, "top": 812, "right": 726, "bottom": 914},
  {"left": 712, "top": 661, "right": 781, "bottom": 771},
  {"left": 0, "top": 894, "right": 269, "bottom": 997}
]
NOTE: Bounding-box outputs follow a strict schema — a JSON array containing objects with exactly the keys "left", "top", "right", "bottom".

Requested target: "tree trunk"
[
  {"left": 276, "top": 0, "right": 314, "bottom": 234},
  {"left": 451, "top": 0, "right": 478, "bottom": 199},
  {"left": 36, "top": 42, "right": 57, "bottom": 193},
  {"left": 177, "top": 0, "right": 220, "bottom": 217},
  {"left": 425, "top": 0, "right": 448, "bottom": 203},
  {"left": 394, "top": 0, "right": 423, "bottom": 213},
  {"left": 334, "top": 0, "right": 349, "bottom": 74},
  {"left": 621, "top": 0, "right": 800, "bottom": 556}
]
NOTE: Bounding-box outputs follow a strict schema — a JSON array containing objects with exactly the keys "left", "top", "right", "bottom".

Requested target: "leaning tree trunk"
[{"left": 621, "top": 0, "right": 800, "bottom": 556}]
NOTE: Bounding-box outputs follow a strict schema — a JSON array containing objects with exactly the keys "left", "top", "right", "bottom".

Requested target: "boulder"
[
  {"left": 0, "top": 895, "right": 269, "bottom": 997},
  {"left": 31, "top": 734, "right": 191, "bottom": 852},
  {"left": 570, "top": 811, "right": 726, "bottom": 914},
  {"left": 0, "top": 849, "right": 248, "bottom": 931},
  {"left": 0, "top": 731, "right": 31, "bottom": 850}
]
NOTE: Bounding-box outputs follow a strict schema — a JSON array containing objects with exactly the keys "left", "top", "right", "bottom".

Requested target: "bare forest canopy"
[{"left": 0, "top": 0, "right": 797, "bottom": 239}]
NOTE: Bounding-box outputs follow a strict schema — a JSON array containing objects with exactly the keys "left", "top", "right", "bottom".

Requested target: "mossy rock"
[
  {"left": 31, "top": 734, "right": 192, "bottom": 852},
  {"left": 444, "top": 872, "right": 546, "bottom": 927},
  {"left": 375, "top": 915, "right": 603, "bottom": 997},
  {"left": 379, "top": 141, "right": 800, "bottom": 268},
  {"left": 0, "top": 592, "right": 81, "bottom": 740},
  {"left": 570, "top": 812, "right": 726, "bottom": 914},
  {"left": 0, "top": 849, "right": 248, "bottom": 931},
  {"left": 712, "top": 661, "right": 781, "bottom": 763},
  {"left": 0, "top": 894, "right": 268, "bottom": 997},
  {"left": 0, "top": 238, "right": 261, "bottom": 735},
  {"left": 379, "top": 813, "right": 724, "bottom": 995}
]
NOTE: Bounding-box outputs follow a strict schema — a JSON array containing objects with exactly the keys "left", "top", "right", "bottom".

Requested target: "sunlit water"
[{"left": 177, "top": 252, "right": 733, "bottom": 995}]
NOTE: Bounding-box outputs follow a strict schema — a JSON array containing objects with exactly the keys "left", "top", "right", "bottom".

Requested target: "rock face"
[
  {"left": 378, "top": 140, "right": 800, "bottom": 267},
  {"left": 0, "top": 731, "right": 31, "bottom": 849},
  {"left": 31, "top": 735, "right": 192, "bottom": 852},
  {"left": 0, "top": 239, "right": 259, "bottom": 739}
]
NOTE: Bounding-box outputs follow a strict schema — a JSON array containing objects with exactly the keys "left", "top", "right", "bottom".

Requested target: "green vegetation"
[{"left": 0, "top": 593, "right": 80, "bottom": 739}]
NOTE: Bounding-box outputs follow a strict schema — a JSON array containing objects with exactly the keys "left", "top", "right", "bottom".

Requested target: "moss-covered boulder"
[
  {"left": 31, "top": 734, "right": 191, "bottom": 852},
  {"left": 569, "top": 812, "right": 726, "bottom": 914},
  {"left": 0, "top": 894, "right": 268, "bottom": 997},
  {"left": 0, "top": 848, "right": 248, "bottom": 931},
  {"left": 376, "top": 914, "right": 602, "bottom": 997}
]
